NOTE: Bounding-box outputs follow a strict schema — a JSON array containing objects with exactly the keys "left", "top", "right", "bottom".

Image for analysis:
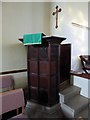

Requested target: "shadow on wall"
[
  {"left": 13, "top": 72, "right": 27, "bottom": 89},
  {"left": 71, "top": 56, "right": 82, "bottom": 71}
]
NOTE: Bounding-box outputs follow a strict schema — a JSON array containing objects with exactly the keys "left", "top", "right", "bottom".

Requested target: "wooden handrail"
[
  {"left": 70, "top": 70, "right": 90, "bottom": 79},
  {"left": 0, "top": 69, "right": 27, "bottom": 75}
]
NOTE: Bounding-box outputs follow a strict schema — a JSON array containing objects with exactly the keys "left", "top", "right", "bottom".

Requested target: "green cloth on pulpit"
[{"left": 23, "top": 33, "right": 42, "bottom": 45}]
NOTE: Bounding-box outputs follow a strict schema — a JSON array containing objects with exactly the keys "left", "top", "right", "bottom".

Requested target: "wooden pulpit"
[{"left": 19, "top": 34, "right": 71, "bottom": 107}]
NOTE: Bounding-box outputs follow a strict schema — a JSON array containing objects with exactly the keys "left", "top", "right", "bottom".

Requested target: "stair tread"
[
  {"left": 76, "top": 106, "right": 89, "bottom": 118},
  {"left": 64, "top": 95, "right": 88, "bottom": 112},
  {"left": 59, "top": 85, "right": 80, "bottom": 96}
]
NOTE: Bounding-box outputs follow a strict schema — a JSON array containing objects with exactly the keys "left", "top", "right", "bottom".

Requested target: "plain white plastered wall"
[
  {"left": 50, "top": 2, "right": 88, "bottom": 71},
  {"left": 73, "top": 76, "right": 90, "bottom": 98},
  {"left": 50, "top": 2, "right": 89, "bottom": 98},
  {"left": 2, "top": 2, "right": 50, "bottom": 88},
  {"left": 2, "top": 2, "right": 50, "bottom": 71}
]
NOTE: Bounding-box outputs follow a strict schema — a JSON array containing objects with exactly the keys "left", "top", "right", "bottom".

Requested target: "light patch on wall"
[
  {"left": 71, "top": 26, "right": 88, "bottom": 53},
  {"left": 77, "top": 11, "right": 88, "bottom": 26},
  {"left": 78, "top": 11, "right": 84, "bottom": 20},
  {"left": 68, "top": 7, "right": 72, "bottom": 14},
  {"left": 71, "top": 21, "right": 88, "bottom": 70},
  {"left": 71, "top": 56, "right": 81, "bottom": 70},
  {"left": 13, "top": 72, "right": 27, "bottom": 89},
  {"left": 58, "top": 16, "right": 64, "bottom": 32},
  {"left": 59, "top": 16, "right": 64, "bottom": 23},
  {"left": 80, "top": 48, "right": 86, "bottom": 54}
]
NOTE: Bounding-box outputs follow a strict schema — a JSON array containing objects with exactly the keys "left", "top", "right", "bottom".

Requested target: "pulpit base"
[{"left": 25, "top": 101, "right": 64, "bottom": 118}]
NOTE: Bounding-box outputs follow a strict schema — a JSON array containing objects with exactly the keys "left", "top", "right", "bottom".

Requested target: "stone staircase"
[{"left": 59, "top": 85, "right": 90, "bottom": 119}]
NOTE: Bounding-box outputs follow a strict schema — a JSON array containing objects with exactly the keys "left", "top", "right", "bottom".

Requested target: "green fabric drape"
[{"left": 23, "top": 33, "right": 42, "bottom": 45}]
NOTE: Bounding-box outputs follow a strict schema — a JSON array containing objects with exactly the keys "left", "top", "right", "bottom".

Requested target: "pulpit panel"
[
  {"left": 39, "top": 61, "right": 49, "bottom": 74},
  {"left": 30, "top": 75, "right": 38, "bottom": 87},
  {"left": 28, "top": 46, "right": 38, "bottom": 59},
  {"left": 39, "top": 46, "right": 48, "bottom": 60},
  {"left": 19, "top": 35, "right": 71, "bottom": 107},
  {"left": 39, "top": 76, "right": 48, "bottom": 89},
  {"left": 29, "top": 61, "right": 38, "bottom": 73},
  {"left": 30, "top": 87, "right": 38, "bottom": 101},
  {"left": 25, "top": 37, "right": 71, "bottom": 107}
]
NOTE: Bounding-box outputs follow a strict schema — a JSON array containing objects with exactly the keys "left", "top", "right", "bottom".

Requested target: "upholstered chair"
[
  {"left": 79, "top": 55, "right": 90, "bottom": 74},
  {"left": 0, "top": 75, "right": 14, "bottom": 93}
]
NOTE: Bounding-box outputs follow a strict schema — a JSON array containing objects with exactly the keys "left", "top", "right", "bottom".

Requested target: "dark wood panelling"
[
  {"left": 27, "top": 44, "right": 71, "bottom": 106},
  {"left": 29, "top": 61, "right": 38, "bottom": 73},
  {"left": 19, "top": 36, "right": 71, "bottom": 107},
  {"left": 39, "top": 76, "right": 48, "bottom": 89},
  {"left": 30, "top": 75, "right": 38, "bottom": 87},
  {"left": 30, "top": 87, "right": 38, "bottom": 101}
]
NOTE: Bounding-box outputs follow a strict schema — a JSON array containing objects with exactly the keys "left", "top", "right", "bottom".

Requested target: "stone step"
[
  {"left": 59, "top": 85, "right": 81, "bottom": 103},
  {"left": 61, "top": 94, "right": 89, "bottom": 118},
  {"left": 75, "top": 106, "right": 89, "bottom": 119}
]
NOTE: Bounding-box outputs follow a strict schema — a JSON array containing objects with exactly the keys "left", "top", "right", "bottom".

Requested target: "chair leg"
[
  {"left": 83, "top": 68, "right": 89, "bottom": 74},
  {"left": 22, "top": 106, "right": 24, "bottom": 113},
  {"left": 16, "top": 106, "right": 24, "bottom": 115}
]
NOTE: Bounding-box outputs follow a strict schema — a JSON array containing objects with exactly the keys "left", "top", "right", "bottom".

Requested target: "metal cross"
[{"left": 52, "top": 5, "right": 62, "bottom": 29}]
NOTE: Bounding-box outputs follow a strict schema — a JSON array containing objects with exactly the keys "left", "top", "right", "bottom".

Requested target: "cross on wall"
[{"left": 52, "top": 5, "right": 62, "bottom": 29}]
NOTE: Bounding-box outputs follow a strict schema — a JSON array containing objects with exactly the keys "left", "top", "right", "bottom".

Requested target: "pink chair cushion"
[
  {"left": 0, "top": 75, "right": 14, "bottom": 92},
  {"left": 0, "top": 88, "right": 25, "bottom": 114}
]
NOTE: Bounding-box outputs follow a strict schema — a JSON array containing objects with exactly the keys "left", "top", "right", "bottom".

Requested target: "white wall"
[
  {"left": 2, "top": 2, "right": 50, "bottom": 71},
  {"left": 2, "top": 2, "right": 50, "bottom": 88},
  {"left": 50, "top": 2, "right": 88, "bottom": 71},
  {"left": 50, "top": 2, "right": 89, "bottom": 98},
  {"left": 73, "top": 76, "right": 90, "bottom": 98},
  {"left": 0, "top": 1, "right": 2, "bottom": 72}
]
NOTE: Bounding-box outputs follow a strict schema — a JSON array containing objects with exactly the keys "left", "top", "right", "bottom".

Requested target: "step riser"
[
  {"left": 62, "top": 102, "right": 88, "bottom": 114},
  {"left": 59, "top": 90, "right": 80, "bottom": 104},
  {"left": 59, "top": 85, "right": 89, "bottom": 119},
  {"left": 61, "top": 103, "right": 74, "bottom": 118},
  {"left": 59, "top": 86, "right": 81, "bottom": 104},
  {"left": 75, "top": 106, "right": 89, "bottom": 119},
  {"left": 61, "top": 103, "right": 89, "bottom": 118}
]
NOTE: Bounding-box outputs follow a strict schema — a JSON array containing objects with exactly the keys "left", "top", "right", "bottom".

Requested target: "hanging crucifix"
[{"left": 52, "top": 5, "right": 62, "bottom": 29}]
